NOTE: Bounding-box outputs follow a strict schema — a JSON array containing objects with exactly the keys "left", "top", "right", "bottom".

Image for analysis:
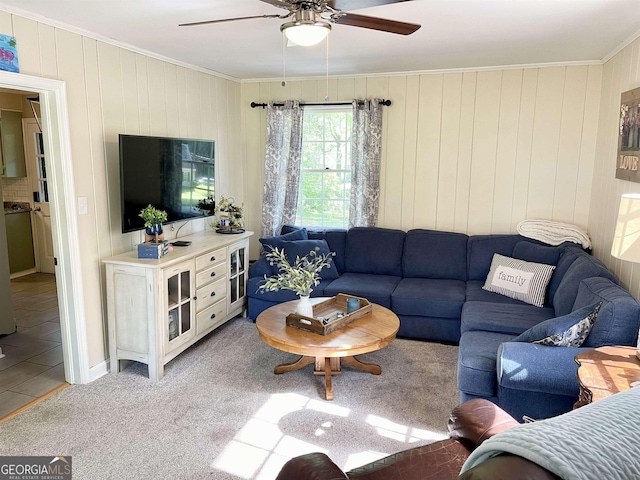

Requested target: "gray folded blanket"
[
  {"left": 461, "top": 387, "right": 640, "bottom": 479},
  {"left": 517, "top": 219, "right": 591, "bottom": 249}
]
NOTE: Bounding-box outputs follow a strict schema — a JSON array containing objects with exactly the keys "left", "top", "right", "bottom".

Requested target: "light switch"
[{"left": 77, "top": 196, "right": 88, "bottom": 215}]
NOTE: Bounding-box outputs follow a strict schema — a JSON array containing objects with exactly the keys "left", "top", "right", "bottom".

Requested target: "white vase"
[{"left": 297, "top": 295, "right": 313, "bottom": 318}]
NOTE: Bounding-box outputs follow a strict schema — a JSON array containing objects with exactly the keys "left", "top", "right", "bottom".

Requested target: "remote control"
[{"left": 172, "top": 241, "right": 192, "bottom": 247}]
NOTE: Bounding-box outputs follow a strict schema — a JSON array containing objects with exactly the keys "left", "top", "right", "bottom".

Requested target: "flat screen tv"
[{"left": 119, "top": 134, "right": 215, "bottom": 233}]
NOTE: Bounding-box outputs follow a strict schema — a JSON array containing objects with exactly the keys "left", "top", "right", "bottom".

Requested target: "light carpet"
[{"left": 0, "top": 317, "right": 459, "bottom": 480}]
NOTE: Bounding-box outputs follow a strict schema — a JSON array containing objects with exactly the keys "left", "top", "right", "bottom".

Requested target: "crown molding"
[
  {"left": 0, "top": 3, "right": 241, "bottom": 83},
  {"left": 601, "top": 27, "right": 640, "bottom": 64}
]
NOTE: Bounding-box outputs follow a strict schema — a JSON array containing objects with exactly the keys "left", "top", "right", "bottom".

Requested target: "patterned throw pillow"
[
  {"left": 483, "top": 254, "right": 556, "bottom": 307},
  {"left": 533, "top": 302, "right": 602, "bottom": 347}
]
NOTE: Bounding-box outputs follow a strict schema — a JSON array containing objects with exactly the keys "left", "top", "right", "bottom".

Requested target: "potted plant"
[
  {"left": 258, "top": 247, "right": 334, "bottom": 317},
  {"left": 139, "top": 204, "right": 167, "bottom": 243},
  {"left": 214, "top": 195, "right": 244, "bottom": 231}
]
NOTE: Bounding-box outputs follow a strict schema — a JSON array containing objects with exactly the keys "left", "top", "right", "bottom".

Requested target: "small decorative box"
[{"left": 137, "top": 242, "right": 164, "bottom": 259}]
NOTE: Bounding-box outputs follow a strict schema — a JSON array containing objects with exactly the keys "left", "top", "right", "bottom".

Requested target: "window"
[{"left": 296, "top": 107, "right": 352, "bottom": 228}]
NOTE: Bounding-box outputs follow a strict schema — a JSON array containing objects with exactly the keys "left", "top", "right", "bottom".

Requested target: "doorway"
[{"left": 0, "top": 71, "right": 89, "bottom": 386}]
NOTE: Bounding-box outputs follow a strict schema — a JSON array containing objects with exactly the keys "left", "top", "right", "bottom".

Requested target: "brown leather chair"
[{"left": 275, "top": 399, "right": 561, "bottom": 480}]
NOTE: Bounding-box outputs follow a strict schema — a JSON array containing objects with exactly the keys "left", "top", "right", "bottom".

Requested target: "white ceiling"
[{"left": 1, "top": 0, "right": 639, "bottom": 81}]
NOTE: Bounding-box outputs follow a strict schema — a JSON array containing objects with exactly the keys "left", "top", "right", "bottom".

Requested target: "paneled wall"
[
  {"left": 1, "top": 11, "right": 243, "bottom": 368},
  {"left": 589, "top": 37, "right": 640, "bottom": 299},
  {"left": 242, "top": 65, "right": 602, "bottom": 258}
]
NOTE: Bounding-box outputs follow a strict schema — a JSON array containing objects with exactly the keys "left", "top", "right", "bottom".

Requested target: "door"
[{"left": 23, "top": 119, "right": 55, "bottom": 273}]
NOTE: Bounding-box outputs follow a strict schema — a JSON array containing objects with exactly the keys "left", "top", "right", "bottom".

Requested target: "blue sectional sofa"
[{"left": 248, "top": 226, "right": 640, "bottom": 420}]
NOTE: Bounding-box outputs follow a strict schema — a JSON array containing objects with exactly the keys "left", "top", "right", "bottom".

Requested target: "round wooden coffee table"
[{"left": 256, "top": 298, "right": 400, "bottom": 400}]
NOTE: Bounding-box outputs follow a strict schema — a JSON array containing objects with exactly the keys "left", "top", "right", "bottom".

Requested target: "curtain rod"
[{"left": 250, "top": 99, "right": 392, "bottom": 109}]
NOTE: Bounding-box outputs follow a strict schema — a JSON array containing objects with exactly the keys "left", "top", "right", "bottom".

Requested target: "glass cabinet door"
[
  {"left": 228, "top": 240, "right": 249, "bottom": 311},
  {"left": 165, "top": 262, "right": 195, "bottom": 350}
]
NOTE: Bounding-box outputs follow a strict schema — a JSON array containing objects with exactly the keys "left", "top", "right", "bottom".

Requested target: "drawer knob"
[
  {"left": 210, "top": 292, "right": 216, "bottom": 297},
  {"left": 210, "top": 256, "right": 216, "bottom": 261},
  {"left": 210, "top": 272, "right": 216, "bottom": 277},
  {"left": 210, "top": 313, "right": 216, "bottom": 319}
]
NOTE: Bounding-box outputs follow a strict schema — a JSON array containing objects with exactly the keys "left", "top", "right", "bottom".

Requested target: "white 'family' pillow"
[{"left": 482, "top": 253, "right": 556, "bottom": 307}]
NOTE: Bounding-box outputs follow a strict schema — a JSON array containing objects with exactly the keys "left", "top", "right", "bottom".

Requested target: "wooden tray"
[{"left": 286, "top": 294, "right": 372, "bottom": 335}]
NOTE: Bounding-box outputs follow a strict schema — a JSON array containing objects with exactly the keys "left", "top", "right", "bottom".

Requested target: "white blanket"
[
  {"left": 517, "top": 219, "right": 591, "bottom": 249},
  {"left": 461, "top": 387, "right": 640, "bottom": 479}
]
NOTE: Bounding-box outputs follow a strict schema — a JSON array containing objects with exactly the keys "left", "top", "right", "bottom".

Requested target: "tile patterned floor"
[{"left": 0, "top": 273, "right": 66, "bottom": 418}]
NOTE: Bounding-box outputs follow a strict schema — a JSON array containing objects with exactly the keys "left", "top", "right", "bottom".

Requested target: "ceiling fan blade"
[
  {"left": 179, "top": 14, "right": 283, "bottom": 27},
  {"left": 332, "top": 12, "right": 420, "bottom": 35},
  {"left": 327, "top": 0, "right": 411, "bottom": 12}
]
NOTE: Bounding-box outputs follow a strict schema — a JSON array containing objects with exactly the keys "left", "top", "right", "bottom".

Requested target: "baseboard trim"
[{"left": 88, "top": 359, "right": 110, "bottom": 382}]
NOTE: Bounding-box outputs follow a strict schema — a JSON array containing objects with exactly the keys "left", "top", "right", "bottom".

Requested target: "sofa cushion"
[
  {"left": 458, "top": 331, "right": 516, "bottom": 397},
  {"left": 552, "top": 255, "right": 618, "bottom": 316},
  {"left": 512, "top": 241, "right": 561, "bottom": 268},
  {"left": 461, "top": 301, "right": 555, "bottom": 335},
  {"left": 344, "top": 227, "right": 405, "bottom": 276},
  {"left": 402, "top": 229, "right": 468, "bottom": 280},
  {"left": 546, "top": 246, "right": 581, "bottom": 303},
  {"left": 317, "top": 230, "right": 347, "bottom": 274},
  {"left": 323, "top": 272, "right": 401, "bottom": 309},
  {"left": 483, "top": 254, "right": 555, "bottom": 307},
  {"left": 467, "top": 235, "right": 536, "bottom": 281},
  {"left": 466, "top": 281, "right": 533, "bottom": 306},
  {"left": 279, "top": 239, "right": 339, "bottom": 280},
  {"left": 572, "top": 277, "right": 640, "bottom": 347},
  {"left": 513, "top": 303, "right": 601, "bottom": 346},
  {"left": 392, "top": 278, "right": 465, "bottom": 318}
]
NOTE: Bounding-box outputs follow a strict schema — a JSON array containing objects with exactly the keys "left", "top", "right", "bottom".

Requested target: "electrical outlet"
[{"left": 77, "top": 196, "right": 88, "bottom": 215}]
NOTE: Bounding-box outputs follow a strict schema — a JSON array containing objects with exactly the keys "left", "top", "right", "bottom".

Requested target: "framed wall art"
[
  {"left": 0, "top": 34, "right": 18, "bottom": 73},
  {"left": 617, "top": 86, "right": 640, "bottom": 182}
]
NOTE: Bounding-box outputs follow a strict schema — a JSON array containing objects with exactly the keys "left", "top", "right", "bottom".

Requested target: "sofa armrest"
[
  {"left": 497, "top": 342, "right": 591, "bottom": 397},
  {"left": 249, "top": 256, "right": 272, "bottom": 278},
  {"left": 347, "top": 439, "right": 470, "bottom": 480},
  {"left": 448, "top": 399, "right": 519, "bottom": 451},
  {"left": 275, "top": 452, "right": 348, "bottom": 480}
]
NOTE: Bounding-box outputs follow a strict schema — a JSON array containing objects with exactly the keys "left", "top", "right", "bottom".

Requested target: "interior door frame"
[{"left": 0, "top": 70, "right": 88, "bottom": 384}]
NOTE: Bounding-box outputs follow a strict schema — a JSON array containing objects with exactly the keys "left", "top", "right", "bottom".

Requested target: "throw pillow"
[
  {"left": 513, "top": 302, "right": 602, "bottom": 346},
  {"left": 259, "top": 228, "right": 309, "bottom": 274},
  {"left": 483, "top": 253, "right": 556, "bottom": 307},
  {"left": 278, "top": 239, "right": 339, "bottom": 280}
]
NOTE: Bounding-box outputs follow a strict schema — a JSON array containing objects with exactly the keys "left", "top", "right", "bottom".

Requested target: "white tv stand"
[{"left": 103, "top": 230, "right": 253, "bottom": 381}]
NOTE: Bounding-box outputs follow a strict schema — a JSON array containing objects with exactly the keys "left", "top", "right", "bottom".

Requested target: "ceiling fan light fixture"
[{"left": 281, "top": 20, "right": 331, "bottom": 46}]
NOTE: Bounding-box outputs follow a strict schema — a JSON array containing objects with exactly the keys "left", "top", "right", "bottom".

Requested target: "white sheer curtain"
[
  {"left": 349, "top": 98, "right": 383, "bottom": 228},
  {"left": 261, "top": 100, "right": 304, "bottom": 238}
]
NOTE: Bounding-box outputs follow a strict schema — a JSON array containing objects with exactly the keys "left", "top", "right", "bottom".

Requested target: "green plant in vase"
[
  {"left": 258, "top": 246, "right": 334, "bottom": 317},
  {"left": 139, "top": 204, "right": 167, "bottom": 243}
]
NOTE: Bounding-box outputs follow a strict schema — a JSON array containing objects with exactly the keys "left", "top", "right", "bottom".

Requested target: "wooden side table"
[{"left": 574, "top": 346, "right": 640, "bottom": 408}]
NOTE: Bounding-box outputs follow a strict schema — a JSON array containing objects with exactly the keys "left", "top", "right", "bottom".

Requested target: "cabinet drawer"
[
  {"left": 196, "top": 262, "right": 227, "bottom": 287},
  {"left": 196, "top": 247, "right": 226, "bottom": 272},
  {"left": 196, "top": 277, "right": 227, "bottom": 312},
  {"left": 197, "top": 299, "right": 228, "bottom": 335}
]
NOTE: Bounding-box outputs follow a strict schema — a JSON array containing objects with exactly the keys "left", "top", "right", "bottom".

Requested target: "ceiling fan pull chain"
[
  {"left": 325, "top": 33, "right": 330, "bottom": 101},
  {"left": 282, "top": 31, "right": 287, "bottom": 87}
]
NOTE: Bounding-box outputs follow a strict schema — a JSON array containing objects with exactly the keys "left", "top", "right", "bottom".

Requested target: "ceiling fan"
[{"left": 179, "top": 0, "right": 421, "bottom": 47}]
